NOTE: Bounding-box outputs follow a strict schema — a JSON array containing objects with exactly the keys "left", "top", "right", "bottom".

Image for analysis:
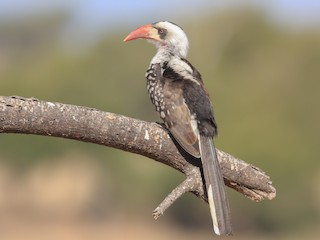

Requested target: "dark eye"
[{"left": 158, "top": 29, "right": 164, "bottom": 34}]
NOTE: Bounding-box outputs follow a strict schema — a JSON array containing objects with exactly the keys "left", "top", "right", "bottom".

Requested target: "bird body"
[{"left": 124, "top": 21, "right": 232, "bottom": 235}]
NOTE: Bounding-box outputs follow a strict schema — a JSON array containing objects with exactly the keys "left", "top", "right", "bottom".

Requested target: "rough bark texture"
[{"left": 0, "top": 96, "right": 276, "bottom": 215}]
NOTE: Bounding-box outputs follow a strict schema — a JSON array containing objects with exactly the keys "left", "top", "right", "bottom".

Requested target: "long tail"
[{"left": 199, "top": 135, "right": 233, "bottom": 235}]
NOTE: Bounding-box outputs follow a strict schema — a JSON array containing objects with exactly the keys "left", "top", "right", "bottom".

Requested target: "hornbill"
[{"left": 124, "top": 21, "right": 232, "bottom": 235}]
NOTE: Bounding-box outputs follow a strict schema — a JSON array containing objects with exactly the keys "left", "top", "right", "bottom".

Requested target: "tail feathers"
[{"left": 199, "top": 135, "right": 232, "bottom": 235}]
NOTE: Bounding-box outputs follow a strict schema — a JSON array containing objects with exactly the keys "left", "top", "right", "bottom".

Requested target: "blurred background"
[{"left": 0, "top": 0, "right": 319, "bottom": 239}]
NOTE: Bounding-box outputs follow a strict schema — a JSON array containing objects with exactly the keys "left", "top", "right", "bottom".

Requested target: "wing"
[
  {"left": 162, "top": 80, "right": 200, "bottom": 158},
  {"left": 152, "top": 63, "right": 200, "bottom": 157}
]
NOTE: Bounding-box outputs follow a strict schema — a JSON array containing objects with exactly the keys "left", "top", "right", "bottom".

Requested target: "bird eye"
[
  {"left": 157, "top": 28, "right": 167, "bottom": 39},
  {"left": 158, "top": 28, "right": 166, "bottom": 36}
]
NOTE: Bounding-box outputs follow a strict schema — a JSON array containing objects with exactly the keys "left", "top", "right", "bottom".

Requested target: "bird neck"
[
  {"left": 151, "top": 49, "right": 178, "bottom": 64},
  {"left": 150, "top": 47, "right": 172, "bottom": 65}
]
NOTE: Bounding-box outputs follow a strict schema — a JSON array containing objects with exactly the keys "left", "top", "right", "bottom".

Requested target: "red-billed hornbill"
[{"left": 124, "top": 21, "right": 232, "bottom": 235}]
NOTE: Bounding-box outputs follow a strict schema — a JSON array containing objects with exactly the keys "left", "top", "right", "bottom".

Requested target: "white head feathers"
[{"left": 152, "top": 21, "right": 189, "bottom": 58}]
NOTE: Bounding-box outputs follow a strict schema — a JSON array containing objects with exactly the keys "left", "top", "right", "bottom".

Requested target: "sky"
[
  {"left": 1, "top": 1, "right": 319, "bottom": 26},
  {"left": 0, "top": 0, "right": 319, "bottom": 43}
]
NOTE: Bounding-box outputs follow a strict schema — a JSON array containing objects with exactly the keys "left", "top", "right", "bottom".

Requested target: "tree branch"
[{"left": 0, "top": 96, "right": 276, "bottom": 217}]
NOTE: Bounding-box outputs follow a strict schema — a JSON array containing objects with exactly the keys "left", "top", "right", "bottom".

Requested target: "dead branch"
[{"left": 0, "top": 96, "right": 276, "bottom": 217}]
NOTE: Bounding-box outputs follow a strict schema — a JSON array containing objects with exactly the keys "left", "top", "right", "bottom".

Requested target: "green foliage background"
[{"left": 0, "top": 9, "right": 319, "bottom": 238}]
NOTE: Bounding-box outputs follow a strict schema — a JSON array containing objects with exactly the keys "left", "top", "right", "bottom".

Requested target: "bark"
[{"left": 0, "top": 96, "right": 276, "bottom": 216}]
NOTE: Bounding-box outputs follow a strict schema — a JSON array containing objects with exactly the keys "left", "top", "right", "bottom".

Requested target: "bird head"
[{"left": 124, "top": 21, "right": 189, "bottom": 58}]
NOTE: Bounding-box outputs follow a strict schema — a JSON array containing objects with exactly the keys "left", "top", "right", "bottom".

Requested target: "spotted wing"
[{"left": 152, "top": 63, "right": 200, "bottom": 157}]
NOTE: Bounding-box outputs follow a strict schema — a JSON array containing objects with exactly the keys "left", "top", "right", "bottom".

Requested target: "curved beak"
[{"left": 124, "top": 24, "right": 160, "bottom": 42}]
